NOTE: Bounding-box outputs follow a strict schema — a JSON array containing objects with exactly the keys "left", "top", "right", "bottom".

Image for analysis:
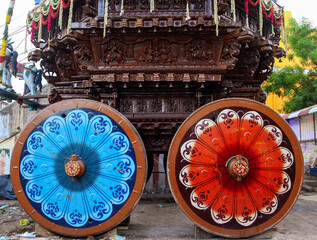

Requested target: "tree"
[{"left": 263, "top": 17, "right": 317, "bottom": 113}]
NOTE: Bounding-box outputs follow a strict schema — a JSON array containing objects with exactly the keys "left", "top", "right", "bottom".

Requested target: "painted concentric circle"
[
  {"left": 65, "top": 160, "right": 81, "bottom": 177},
  {"left": 11, "top": 100, "right": 147, "bottom": 237},
  {"left": 167, "top": 98, "right": 304, "bottom": 238}
]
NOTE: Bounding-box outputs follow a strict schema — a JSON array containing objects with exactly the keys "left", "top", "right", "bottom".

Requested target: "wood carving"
[
  {"left": 240, "top": 47, "right": 260, "bottom": 76},
  {"left": 41, "top": 48, "right": 58, "bottom": 80},
  {"left": 73, "top": 44, "right": 93, "bottom": 62},
  {"left": 221, "top": 41, "right": 241, "bottom": 68},
  {"left": 101, "top": 39, "right": 126, "bottom": 64},
  {"left": 258, "top": 53, "right": 275, "bottom": 75}
]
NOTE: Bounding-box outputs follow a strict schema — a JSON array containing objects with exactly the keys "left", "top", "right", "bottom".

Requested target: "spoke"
[
  {"left": 85, "top": 132, "right": 130, "bottom": 163},
  {"left": 195, "top": 119, "right": 229, "bottom": 160},
  {"left": 190, "top": 174, "right": 231, "bottom": 210},
  {"left": 179, "top": 164, "right": 226, "bottom": 188},
  {"left": 249, "top": 147, "right": 294, "bottom": 170},
  {"left": 210, "top": 178, "right": 235, "bottom": 224},
  {"left": 234, "top": 182, "right": 258, "bottom": 226},
  {"left": 81, "top": 115, "right": 113, "bottom": 160},
  {"left": 239, "top": 111, "right": 264, "bottom": 156}
]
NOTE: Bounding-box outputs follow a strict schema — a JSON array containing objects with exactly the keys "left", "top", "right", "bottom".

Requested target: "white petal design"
[
  {"left": 41, "top": 187, "right": 70, "bottom": 220},
  {"left": 85, "top": 186, "right": 113, "bottom": 221},
  {"left": 95, "top": 155, "right": 136, "bottom": 181},
  {"left": 65, "top": 110, "right": 89, "bottom": 152},
  {"left": 20, "top": 155, "right": 55, "bottom": 179},
  {"left": 195, "top": 119, "right": 227, "bottom": 156},
  {"left": 216, "top": 109, "right": 240, "bottom": 156},
  {"left": 180, "top": 140, "right": 218, "bottom": 164},
  {"left": 91, "top": 132, "right": 130, "bottom": 162},
  {"left": 64, "top": 191, "right": 89, "bottom": 227},
  {"left": 81, "top": 115, "right": 113, "bottom": 159},
  {"left": 43, "top": 116, "right": 71, "bottom": 152},
  {"left": 93, "top": 176, "right": 130, "bottom": 205},
  {"left": 27, "top": 132, "right": 61, "bottom": 159},
  {"left": 25, "top": 176, "right": 61, "bottom": 203}
]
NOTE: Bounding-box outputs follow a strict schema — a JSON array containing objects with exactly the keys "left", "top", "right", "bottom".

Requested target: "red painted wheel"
[
  {"left": 11, "top": 100, "right": 147, "bottom": 237},
  {"left": 167, "top": 98, "right": 303, "bottom": 238}
]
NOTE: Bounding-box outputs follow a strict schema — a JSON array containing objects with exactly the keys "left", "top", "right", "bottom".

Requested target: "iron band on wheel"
[
  {"left": 167, "top": 98, "right": 304, "bottom": 238},
  {"left": 10, "top": 99, "right": 147, "bottom": 237}
]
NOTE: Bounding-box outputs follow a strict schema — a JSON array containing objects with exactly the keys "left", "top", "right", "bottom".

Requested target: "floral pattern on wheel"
[
  {"left": 20, "top": 109, "right": 136, "bottom": 228},
  {"left": 179, "top": 109, "right": 294, "bottom": 227}
]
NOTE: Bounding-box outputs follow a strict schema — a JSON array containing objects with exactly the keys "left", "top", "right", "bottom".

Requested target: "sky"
[
  {"left": 0, "top": 0, "right": 316, "bottom": 94},
  {"left": 277, "top": 0, "right": 317, "bottom": 26}
]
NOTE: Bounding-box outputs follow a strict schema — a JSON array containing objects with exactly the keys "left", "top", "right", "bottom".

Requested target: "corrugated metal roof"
[{"left": 281, "top": 105, "right": 317, "bottom": 119}]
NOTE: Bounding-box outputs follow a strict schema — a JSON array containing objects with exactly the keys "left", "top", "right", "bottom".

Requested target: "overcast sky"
[{"left": 0, "top": 0, "right": 316, "bottom": 94}]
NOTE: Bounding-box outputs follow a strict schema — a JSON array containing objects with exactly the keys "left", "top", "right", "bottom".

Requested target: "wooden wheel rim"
[
  {"left": 167, "top": 98, "right": 304, "bottom": 238},
  {"left": 11, "top": 99, "right": 147, "bottom": 237}
]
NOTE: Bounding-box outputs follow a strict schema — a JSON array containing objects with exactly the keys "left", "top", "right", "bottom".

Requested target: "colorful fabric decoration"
[{"left": 0, "top": 0, "right": 16, "bottom": 84}]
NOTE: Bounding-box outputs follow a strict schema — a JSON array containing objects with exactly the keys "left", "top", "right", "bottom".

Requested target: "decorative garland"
[
  {"left": 38, "top": 13, "right": 43, "bottom": 42},
  {"left": 103, "top": 0, "right": 109, "bottom": 38},
  {"left": 231, "top": 0, "right": 236, "bottom": 22},
  {"left": 67, "top": 0, "right": 74, "bottom": 34},
  {"left": 259, "top": 0, "right": 263, "bottom": 35},
  {"left": 26, "top": 0, "right": 74, "bottom": 42},
  {"left": 25, "top": 0, "right": 285, "bottom": 41},
  {"left": 120, "top": 0, "right": 124, "bottom": 16},
  {"left": 48, "top": 5, "right": 53, "bottom": 31},
  {"left": 0, "top": 0, "right": 16, "bottom": 84},
  {"left": 150, "top": 0, "right": 155, "bottom": 13},
  {"left": 214, "top": 0, "right": 218, "bottom": 36},
  {"left": 244, "top": 0, "right": 249, "bottom": 28},
  {"left": 280, "top": 14, "right": 287, "bottom": 45},
  {"left": 58, "top": 0, "right": 63, "bottom": 29},
  {"left": 186, "top": 0, "right": 190, "bottom": 21},
  {"left": 241, "top": 0, "right": 285, "bottom": 38}
]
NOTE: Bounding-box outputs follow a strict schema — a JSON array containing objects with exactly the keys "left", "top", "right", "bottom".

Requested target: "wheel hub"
[
  {"left": 226, "top": 154, "right": 249, "bottom": 181},
  {"left": 65, "top": 155, "right": 85, "bottom": 181}
]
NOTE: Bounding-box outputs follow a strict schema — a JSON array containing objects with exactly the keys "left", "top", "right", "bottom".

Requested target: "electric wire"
[{"left": 0, "top": 10, "right": 29, "bottom": 29}]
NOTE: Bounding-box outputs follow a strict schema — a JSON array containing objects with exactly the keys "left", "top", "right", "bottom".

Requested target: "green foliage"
[
  {"left": 264, "top": 17, "right": 317, "bottom": 113},
  {"left": 287, "top": 18, "right": 317, "bottom": 67}
]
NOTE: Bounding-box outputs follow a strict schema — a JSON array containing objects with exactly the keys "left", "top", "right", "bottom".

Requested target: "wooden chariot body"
[
  {"left": 30, "top": 0, "right": 285, "bottom": 169},
  {"left": 10, "top": 0, "right": 303, "bottom": 238}
]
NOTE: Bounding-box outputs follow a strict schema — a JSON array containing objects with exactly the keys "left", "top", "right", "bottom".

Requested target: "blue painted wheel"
[{"left": 11, "top": 100, "right": 147, "bottom": 237}]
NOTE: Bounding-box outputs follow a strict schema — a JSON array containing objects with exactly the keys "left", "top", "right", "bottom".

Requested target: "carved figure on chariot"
[
  {"left": 0, "top": 0, "right": 43, "bottom": 106},
  {"left": 0, "top": 40, "right": 18, "bottom": 93},
  {"left": 0, "top": 39, "right": 43, "bottom": 108}
]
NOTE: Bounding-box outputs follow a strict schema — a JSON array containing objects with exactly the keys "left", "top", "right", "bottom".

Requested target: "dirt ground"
[{"left": 1, "top": 177, "right": 317, "bottom": 240}]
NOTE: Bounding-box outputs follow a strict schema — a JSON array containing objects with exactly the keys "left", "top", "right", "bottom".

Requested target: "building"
[{"left": 282, "top": 105, "right": 317, "bottom": 166}]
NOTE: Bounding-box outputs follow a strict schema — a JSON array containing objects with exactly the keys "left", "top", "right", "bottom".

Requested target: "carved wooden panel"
[
  {"left": 97, "top": 36, "right": 224, "bottom": 68},
  {"left": 73, "top": 43, "right": 94, "bottom": 70}
]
